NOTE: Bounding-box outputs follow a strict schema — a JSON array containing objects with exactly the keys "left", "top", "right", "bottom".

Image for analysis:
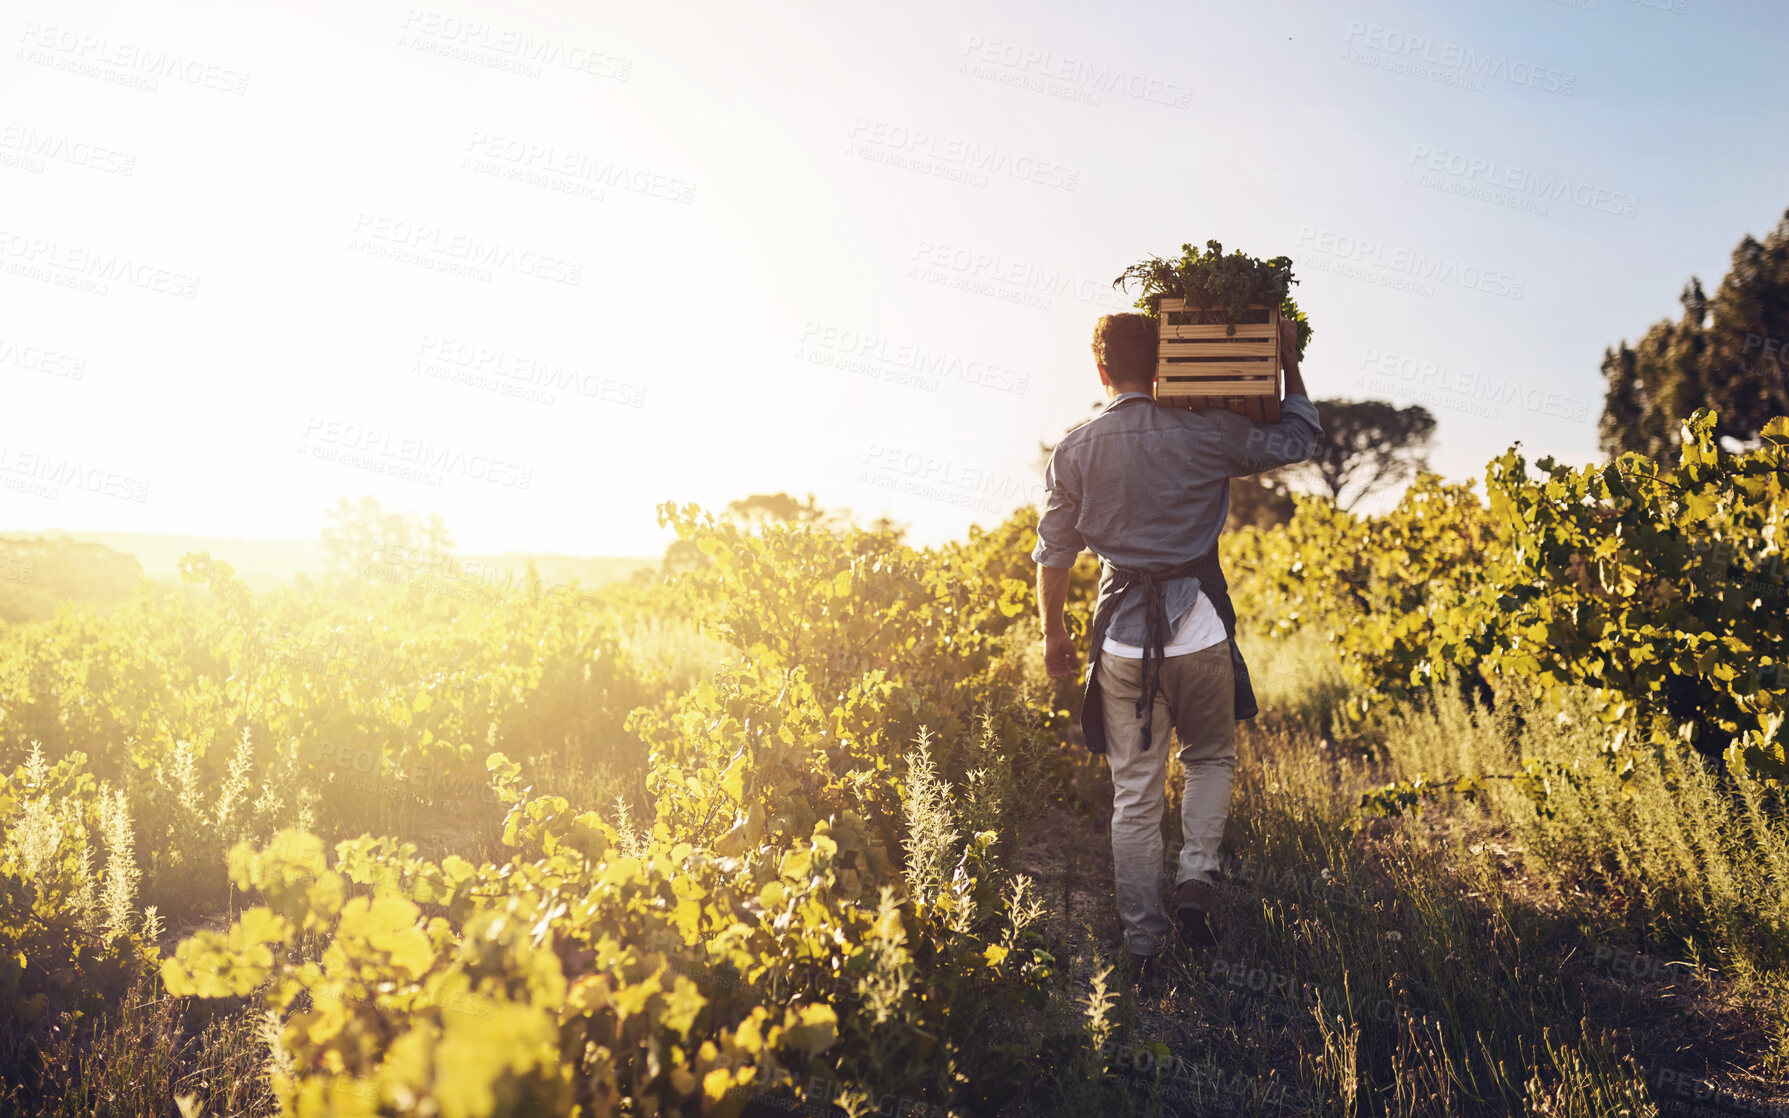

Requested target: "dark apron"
[
  {"left": 1081, "top": 550, "right": 1257, "bottom": 754},
  {"left": 1077, "top": 397, "right": 1258, "bottom": 754}
]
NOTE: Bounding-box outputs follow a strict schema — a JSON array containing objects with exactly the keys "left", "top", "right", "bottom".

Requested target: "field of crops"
[{"left": 2, "top": 411, "right": 1787, "bottom": 1117}]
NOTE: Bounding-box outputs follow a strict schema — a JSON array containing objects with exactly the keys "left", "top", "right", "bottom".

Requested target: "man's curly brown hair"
[{"left": 1091, "top": 313, "right": 1157, "bottom": 389}]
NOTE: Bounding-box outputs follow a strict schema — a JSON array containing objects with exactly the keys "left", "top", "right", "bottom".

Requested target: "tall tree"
[
  {"left": 1601, "top": 209, "right": 1789, "bottom": 455},
  {"left": 1292, "top": 399, "right": 1436, "bottom": 511},
  {"left": 1706, "top": 214, "right": 1789, "bottom": 436}
]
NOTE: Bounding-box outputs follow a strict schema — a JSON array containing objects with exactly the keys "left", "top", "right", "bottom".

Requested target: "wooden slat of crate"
[
  {"left": 1158, "top": 366, "right": 1277, "bottom": 378},
  {"left": 1159, "top": 378, "right": 1277, "bottom": 394},
  {"left": 1156, "top": 362, "right": 1279, "bottom": 380},
  {"left": 1159, "top": 368, "right": 1278, "bottom": 383},
  {"left": 1159, "top": 322, "right": 1279, "bottom": 340},
  {"left": 1160, "top": 360, "right": 1276, "bottom": 375},
  {"left": 1159, "top": 343, "right": 1277, "bottom": 362},
  {"left": 1160, "top": 339, "right": 1278, "bottom": 356}
]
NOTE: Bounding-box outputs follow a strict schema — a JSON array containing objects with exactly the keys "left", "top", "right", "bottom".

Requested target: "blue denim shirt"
[{"left": 1031, "top": 391, "right": 1323, "bottom": 647}]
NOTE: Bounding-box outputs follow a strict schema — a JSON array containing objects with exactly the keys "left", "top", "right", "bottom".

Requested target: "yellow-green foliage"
[
  {"left": 158, "top": 745, "right": 1053, "bottom": 1118},
  {"left": 4, "top": 504, "right": 1073, "bottom": 1116},
  {"left": 1226, "top": 410, "right": 1789, "bottom": 780}
]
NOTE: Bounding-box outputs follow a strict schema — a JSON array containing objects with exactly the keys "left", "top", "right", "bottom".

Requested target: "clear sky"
[{"left": 4, "top": 0, "right": 1786, "bottom": 555}]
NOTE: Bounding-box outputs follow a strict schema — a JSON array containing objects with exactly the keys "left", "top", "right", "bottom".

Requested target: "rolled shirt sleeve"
[
  {"left": 1031, "top": 447, "right": 1086, "bottom": 569},
  {"left": 1218, "top": 393, "right": 1323, "bottom": 478}
]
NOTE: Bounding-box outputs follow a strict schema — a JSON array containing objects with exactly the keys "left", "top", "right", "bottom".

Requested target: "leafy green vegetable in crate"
[{"left": 1114, "top": 239, "right": 1313, "bottom": 358}]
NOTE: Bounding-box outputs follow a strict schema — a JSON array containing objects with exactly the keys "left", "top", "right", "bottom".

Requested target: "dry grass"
[{"left": 1003, "top": 631, "right": 1789, "bottom": 1116}]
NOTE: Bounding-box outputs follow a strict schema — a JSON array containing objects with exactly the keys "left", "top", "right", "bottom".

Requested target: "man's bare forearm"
[
  {"left": 1037, "top": 563, "right": 1071, "bottom": 635},
  {"left": 1283, "top": 351, "right": 1307, "bottom": 398}
]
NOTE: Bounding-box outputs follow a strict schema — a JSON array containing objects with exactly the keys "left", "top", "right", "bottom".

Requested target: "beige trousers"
[{"left": 1097, "top": 641, "right": 1236, "bottom": 955}]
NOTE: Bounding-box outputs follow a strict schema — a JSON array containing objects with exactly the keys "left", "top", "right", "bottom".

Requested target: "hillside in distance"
[{"left": 11, "top": 530, "right": 657, "bottom": 594}]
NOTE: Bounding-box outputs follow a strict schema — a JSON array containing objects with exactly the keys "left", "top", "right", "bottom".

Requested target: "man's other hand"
[
  {"left": 1278, "top": 316, "right": 1307, "bottom": 398},
  {"left": 1278, "top": 316, "right": 1300, "bottom": 368},
  {"left": 1044, "top": 629, "right": 1080, "bottom": 679}
]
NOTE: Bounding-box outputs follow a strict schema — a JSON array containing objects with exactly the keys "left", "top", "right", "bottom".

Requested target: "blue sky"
[{"left": 3, "top": 0, "right": 1785, "bottom": 554}]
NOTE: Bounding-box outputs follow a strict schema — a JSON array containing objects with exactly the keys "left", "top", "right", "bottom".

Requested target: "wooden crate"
[{"left": 1154, "top": 298, "right": 1282, "bottom": 423}]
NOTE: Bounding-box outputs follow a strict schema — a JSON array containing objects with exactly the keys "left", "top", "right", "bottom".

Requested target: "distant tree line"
[
  {"left": 1600, "top": 208, "right": 1789, "bottom": 456},
  {"left": 0, "top": 536, "right": 142, "bottom": 623}
]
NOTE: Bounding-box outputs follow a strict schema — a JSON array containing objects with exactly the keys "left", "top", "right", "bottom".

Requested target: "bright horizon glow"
[{"left": 4, "top": 0, "right": 1786, "bottom": 555}]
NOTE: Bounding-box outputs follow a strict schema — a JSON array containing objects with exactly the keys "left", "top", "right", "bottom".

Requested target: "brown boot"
[{"left": 1173, "top": 879, "right": 1218, "bottom": 948}]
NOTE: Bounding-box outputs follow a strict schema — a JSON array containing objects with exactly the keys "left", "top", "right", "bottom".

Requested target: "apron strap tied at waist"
[{"left": 1082, "top": 548, "right": 1257, "bottom": 754}]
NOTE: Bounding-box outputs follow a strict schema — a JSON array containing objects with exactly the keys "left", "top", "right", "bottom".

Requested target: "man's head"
[{"left": 1092, "top": 314, "right": 1157, "bottom": 396}]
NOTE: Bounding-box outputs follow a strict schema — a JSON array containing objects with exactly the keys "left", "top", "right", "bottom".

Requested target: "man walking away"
[{"left": 1031, "top": 312, "right": 1321, "bottom": 972}]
